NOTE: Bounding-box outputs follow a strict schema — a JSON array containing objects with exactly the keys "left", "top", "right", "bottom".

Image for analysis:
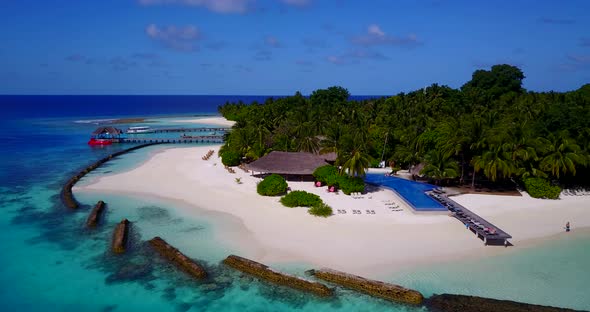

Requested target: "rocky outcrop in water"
[
  {"left": 308, "top": 268, "right": 423, "bottom": 305},
  {"left": 148, "top": 237, "right": 207, "bottom": 279},
  {"left": 427, "top": 294, "right": 585, "bottom": 312},
  {"left": 61, "top": 143, "right": 159, "bottom": 209},
  {"left": 222, "top": 255, "right": 333, "bottom": 297},
  {"left": 86, "top": 200, "right": 106, "bottom": 227},
  {"left": 112, "top": 219, "right": 130, "bottom": 253}
]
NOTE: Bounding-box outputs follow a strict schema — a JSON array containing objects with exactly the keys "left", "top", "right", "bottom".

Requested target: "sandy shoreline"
[
  {"left": 75, "top": 145, "right": 590, "bottom": 277},
  {"left": 167, "top": 116, "right": 235, "bottom": 127}
]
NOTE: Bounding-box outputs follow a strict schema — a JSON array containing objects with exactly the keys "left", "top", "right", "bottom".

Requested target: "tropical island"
[{"left": 78, "top": 65, "right": 590, "bottom": 282}]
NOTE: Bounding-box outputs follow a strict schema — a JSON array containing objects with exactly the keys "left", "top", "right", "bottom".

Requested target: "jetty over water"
[
  {"left": 120, "top": 135, "right": 224, "bottom": 144},
  {"left": 428, "top": 191, "right": 512, "bottom": 246},
  {"left": 152, "top": 127, "right": 230, "bottom": 133}
]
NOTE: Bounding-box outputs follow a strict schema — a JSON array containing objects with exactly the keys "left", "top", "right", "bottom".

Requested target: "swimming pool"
[{"left": 365, "top": 174, "right": 447, "bottom": 211}]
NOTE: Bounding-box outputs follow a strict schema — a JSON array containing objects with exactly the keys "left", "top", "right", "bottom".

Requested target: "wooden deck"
[
  {"left": 151, "top": 127, "right": 230, "bottom": 133},
  {"left": 428, "top": 191, "right": 512, "bottom": 246},
  {"left": 120, "top": 135, "right": 224, "bottom": 144}
]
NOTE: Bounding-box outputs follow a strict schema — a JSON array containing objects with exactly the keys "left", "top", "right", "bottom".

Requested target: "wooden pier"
[
  {"left": 428, "top": 191, "right": 512, "bottom": 246},
  {"left": 120, "top": 135, "right": 224, "bottom": 144},
  {"left": 152, "top": 127, "right": 230, "bottom": 133}
]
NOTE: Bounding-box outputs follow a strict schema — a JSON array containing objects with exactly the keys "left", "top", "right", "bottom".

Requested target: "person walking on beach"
[{"left": 565, "top": 221, "right": 571, "bottom": 232}]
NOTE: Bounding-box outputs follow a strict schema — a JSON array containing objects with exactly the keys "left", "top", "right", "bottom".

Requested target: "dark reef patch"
[{"left": 137, "top": 206, "right": 176, "bottom": 226}]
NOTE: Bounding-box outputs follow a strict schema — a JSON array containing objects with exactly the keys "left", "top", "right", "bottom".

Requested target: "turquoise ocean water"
[{"left": 1, "top": 112, "right": 589, "bottom": 311}]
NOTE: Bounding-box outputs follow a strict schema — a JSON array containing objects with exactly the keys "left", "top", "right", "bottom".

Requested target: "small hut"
[
  {"left": 247, "top": 151, "right": 333, "bottom": 180},
  {"left": 409, "top": 163, "right": 426, "bottom": 180},
  {"left": 92, "top": 127, "right": 122, "bottom": 140}
]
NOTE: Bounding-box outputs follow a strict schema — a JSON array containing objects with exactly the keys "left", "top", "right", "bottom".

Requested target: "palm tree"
[
  {"left": 228, "top": 128, "right": 253, "bottom": 156},
  {"left": 437, "top": 118, "right": 469, "bottom": 183},
  {"left": 339, "top": 148, "right": 371, "bottom": 177},
  {"left": 254, "top": 123, "right": 271, "bottom": 151},
  {"left": 296, "top": 135, "right": 320, "bottom": 154},
  {"left": 466, "top": 114, "right": 488, "bottom": 188},
  {"left": 472, "top": 144, "right": 515, "bottom": 182},
  {"left": 319, "top": 124, "right": 344, "bottom": 155},
  {"left": 501, "top": 122, "right": 540, "bottom": 179},
  {"left": 421, "top": 150, "right": 460, "bottom": 185},
  {"left": 538, "top": 131, "right": 586, "bottom": 178}
]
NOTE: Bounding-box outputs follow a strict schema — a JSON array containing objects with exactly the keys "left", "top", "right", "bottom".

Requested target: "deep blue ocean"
[
  {"left": 0, "top": 95, "right": 589, "bottom": 312},
  {"left": 0, "top": 95, "right": 384, "bottom": 118}
]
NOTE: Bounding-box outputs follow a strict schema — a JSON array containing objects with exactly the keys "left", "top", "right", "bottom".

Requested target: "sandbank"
[
  {"left": 75, "top": 145, "right": 590, "bottom": 277},
  {"left": 167, "top": 116, "right": 235, "bottom": 127}
]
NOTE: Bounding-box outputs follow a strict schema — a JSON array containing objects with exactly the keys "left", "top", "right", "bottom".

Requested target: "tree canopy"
[{"left": 218, "top": 64, "right": 590, "bottom": 188}]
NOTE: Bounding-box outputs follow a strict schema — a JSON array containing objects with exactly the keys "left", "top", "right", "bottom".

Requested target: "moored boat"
[
  {"left": 126, "top": 126, "right": 153, "bottom": 134},
  {"left": 88, "top": 138, "right": 113, "bottom": 145}
]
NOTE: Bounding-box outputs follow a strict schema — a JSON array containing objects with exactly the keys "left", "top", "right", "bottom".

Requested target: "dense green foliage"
[
  {"left": 221, "top": 150, "right": 241, "bottom": 166},
  {"left": 256, "top": 174, "right": 288, "bottom": 196},
  {"left": 311, "top": 165, "right": 365, "bottom": 194},
  {"left": 308, "top": 202, "right": 333, "bottom": 217},
  {"left": 523, "top": 178, "right": 562, "bottom": 199},
  {"left": 219, "top": 65, "right": 590, "bottom": 195},
  {"left": 313, "top": 165, "right": 339, "bottom": 184},
  {"left": 337, "top": 176, "right": 365, "bottom": 195},
  {"left": 280, "top": 191, "right": 321, "bottom": 207}
]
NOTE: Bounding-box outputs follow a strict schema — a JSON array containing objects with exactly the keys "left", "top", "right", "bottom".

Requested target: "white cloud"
[
  {"left": 138, "top": 0, "right": 253, "bottom": 14},
  {"left": 352, "top": 24, "right": 420, "bottom": 47},
  {"left": 280, "top": 0, "right": 312, "bottom": 7},
  {"left": 146, "top": 24, "right": 202, "bottom": 51},
  {"left": 265, "top": 36, "right": 282, "bottom": 48},
  {"left": 367, "top": 24, "right": 385, "bottom": 37},
  {"left": 326, "top": 55, "right": 345, "bottom": 65}
]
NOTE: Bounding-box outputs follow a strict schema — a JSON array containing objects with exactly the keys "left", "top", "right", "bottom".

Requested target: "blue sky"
[{"left": 0, "top": 0, "right": 589, "bottom": 95}]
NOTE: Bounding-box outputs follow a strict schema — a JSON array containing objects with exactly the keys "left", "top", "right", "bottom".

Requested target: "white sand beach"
[
  {"left": 168, "top": 116, "right": 236, "bottom": 127},
  {"left": 76, "top": 145, "right": 590, "bottom": 277}
]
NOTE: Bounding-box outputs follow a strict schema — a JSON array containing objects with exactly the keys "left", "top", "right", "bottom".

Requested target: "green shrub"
[
  {"left": 308, "top": 202, "right": 333, "bottom": 217},
  {"left": 325, "top": 173, "right": 340, "bottom": 187},
  {"left": 257, "top": 174, "right": 288, "bottom": 196},
  {"left": 313, "top": 165, "right": 339, "bottom": 184},
  {"left": 280, "top": 191, "right": 321, "bottom": 207},
  {"left": 337, "top": 176, "right": 365, "bottom": 195},
  {"left": 523, "top": 177, "right": 561, "bottom": 199},
  {"left": 221, "top": 150, "right": 241, "bottom": 166}
]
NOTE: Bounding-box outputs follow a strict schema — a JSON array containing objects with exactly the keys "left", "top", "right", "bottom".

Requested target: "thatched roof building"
[
  {"left": 409, "top": 163, "right": 426, "bottom": 177},
  {"left": 92, "top": 126, "right": 122, "bottom": 137},
  {"left": 247, "top": 151, "right": 333, "bottom": 175}
]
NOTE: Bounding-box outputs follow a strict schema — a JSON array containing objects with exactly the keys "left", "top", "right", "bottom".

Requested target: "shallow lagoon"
[{"left": 1, "top": 115, "right": 589, "bottom": 311}]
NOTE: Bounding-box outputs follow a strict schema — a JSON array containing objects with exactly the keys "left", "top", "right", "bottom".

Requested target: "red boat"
[{"left": 88, "top": 138, "right": 113, "bottom": 145}]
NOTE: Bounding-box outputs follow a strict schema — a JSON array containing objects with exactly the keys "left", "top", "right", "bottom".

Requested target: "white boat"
[{"left": 126, "top": 126, "right": 154, "bottom": 134}]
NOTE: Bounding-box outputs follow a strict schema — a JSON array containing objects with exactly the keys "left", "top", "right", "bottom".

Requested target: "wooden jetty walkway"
[
  {"left": 152, "top": 127, "right": 230, "bottom": 133},
  {"left": 428, "top": 191, "right": 512, "bottom": 246},
  {"left": 120, "top": 135, "right": 224, "bottom": 144}
]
